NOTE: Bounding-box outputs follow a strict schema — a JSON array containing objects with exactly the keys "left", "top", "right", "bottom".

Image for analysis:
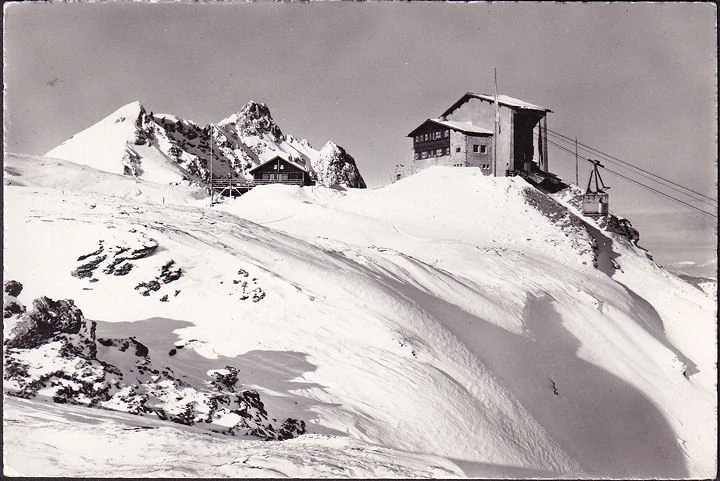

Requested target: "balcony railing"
[{"left": 209, "top": 178, "right": 306, "bottom": 189}]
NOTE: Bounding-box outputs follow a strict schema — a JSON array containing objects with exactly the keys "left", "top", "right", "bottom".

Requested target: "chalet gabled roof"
[
  {"left": 440, "top": 92, "right": 552, "bottom": 118},
  {"left": 248, "top": 154, "right": 308, "bottom": 174},
  {"left": 407, "top": 118, "right": 493, "bottom": 137}
]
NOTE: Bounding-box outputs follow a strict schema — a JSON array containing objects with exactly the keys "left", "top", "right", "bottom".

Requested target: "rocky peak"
[
  {"left": 219, "top": 101, "right": 284, "bottom": 140},
  {"left": 315, "top": 141, "right": 367, "bottom": 189}
]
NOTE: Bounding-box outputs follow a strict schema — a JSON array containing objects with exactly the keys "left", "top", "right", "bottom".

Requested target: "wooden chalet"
[
  {"left": 209, "top": 154, "right": 313, "bottom": 198},
  {"left": 248, "top": 155, "right": 313, "bottom": 187}
]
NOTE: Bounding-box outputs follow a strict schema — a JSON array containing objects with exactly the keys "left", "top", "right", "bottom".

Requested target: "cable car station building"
[{"left": 400, "top": 92, "right": 564, "bottom": 191}]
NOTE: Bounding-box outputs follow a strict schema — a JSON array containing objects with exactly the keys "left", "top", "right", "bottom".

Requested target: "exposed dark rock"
[
  {"left": 114, "top": 263, "right": 134, "bottom": 276},
  {"left": 159, "top": 260, "right": 182, "bottom": 283},
  {"left": 77, "top": 243, "right": 105, "bottom": 262},
  {"left": 210, "top": 366, "right": 239, "bottom": 392},
  {"left": 4, "top": 280, "right": 23, "bottom": 297},
  {"left": 135, "top": 280, "right": 162, "bottom": 296},
  {"left": 4, "top": 301, "right": 26, "bottom": 319},
  {"left": 130, "top": 241, "right": 158, "bottom": 260},
  {"left": 598, "top": 215, "right": 640, "bottom": 245},
  {"left": 4, "top": 296, "right": 93, "bottom": 355},
  {"left": 277, "top": 418, "right": 306, "bottom": 440},
  {"left": 72, "top": 255, "right": 107, "bottom": 279}
]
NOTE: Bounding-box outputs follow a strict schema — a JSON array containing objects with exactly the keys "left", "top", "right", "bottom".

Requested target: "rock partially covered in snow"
[
  {"left": 598, "top": 214, "right": 640, "bottom": 245},
  {"left": 219, "top": 101, "right": 284, "bottom": 141},
  {"left": 5, "top": 296, "right": 95, "bottom": 358},
  {"left": 314, "top": 141, "right": 366, "bottom": 189},
  {"left": 3, "top": 280, "right": 26, "bottom": 319},
  {"left": 3, "top": 290, "right": 305, "bottom": 441}
]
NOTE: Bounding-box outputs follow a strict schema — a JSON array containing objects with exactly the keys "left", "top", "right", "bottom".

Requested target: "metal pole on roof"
[
  {"left": 210, "top": 125, "right": 214, "bottom": 206},
  {"left": 575, "top": 137, "right": 579, "bottom": 186},
  {"left": 493, "top": 68, "right": 499, "bottom": 178}
]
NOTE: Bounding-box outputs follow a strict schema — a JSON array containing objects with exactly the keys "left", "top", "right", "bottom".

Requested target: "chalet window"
[
  {"left": 421, "top": 151, "right": 428, "bottom": 159},
  {"left": 273, "top": 164, "right": 278, "bottom": 169},
  {"left": 436, "top": 148, "right": 443, "bottom": 156},
  {"left": 414, "top": 152, "right": 419, "bottom": 160},
  {"left": 444, "top": 130, "right": 450, "bottom": 138},
  {"left": 456, "top": 147, "right": 461, "bottom": 153},
  {"left": 480, "top": 145, "right": 487, "bottom": 154},
  {"left": 444, "top": 147, "right": 450, "bottom": 155},
  {"left": 280, "top": 164, "right": 285, "bottom": 170},
  {"left": 473, "top": 144, "right": 479, "bottom": 153}
]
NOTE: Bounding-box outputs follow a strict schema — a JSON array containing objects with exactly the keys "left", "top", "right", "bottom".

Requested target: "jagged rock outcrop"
[
  {"left": 314, "top": 141, "right": 367, "bottom": 189},
  {"left": 5, "top": 295, "right": 96, "bottom": 359},
  {"left": 3, "top": 288, "right": 305, "bottom": 440},
  {"left": 3, "top": 280, "right": 26, "bottom": 319},
  {"left": 598, "top": 214, "right": 640, "bottom": 245}
]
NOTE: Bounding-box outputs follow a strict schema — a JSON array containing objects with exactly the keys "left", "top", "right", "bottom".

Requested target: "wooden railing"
[
  {"left": 209, "top": 178, "right": 305, "bottom": 189},
  {"left": 252, "top": 178, "right": 304, "bottom": 186}
]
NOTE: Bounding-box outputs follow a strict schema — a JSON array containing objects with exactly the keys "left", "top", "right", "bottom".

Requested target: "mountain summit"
[{"left": 46, "top": 101, "right": 366, "bottom": 189}]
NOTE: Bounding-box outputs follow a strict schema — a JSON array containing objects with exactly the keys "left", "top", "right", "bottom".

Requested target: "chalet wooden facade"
[
  {"left": 248, "top": 156, "right": 313, "bottom": 186},
  {"left": 399, "top": 92, "right": 563, "bottom": 190},
  {"left": 208, "top": 155, "right": 313, "bottom": 198}
]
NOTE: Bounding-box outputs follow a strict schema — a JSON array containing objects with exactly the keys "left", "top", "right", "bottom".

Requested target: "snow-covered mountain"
[
  {"left": 46, "top": 101, "right": 367, "bottom": 189},
  {"left": 3, "top": 153, "right": 716, "bottom": 478}
]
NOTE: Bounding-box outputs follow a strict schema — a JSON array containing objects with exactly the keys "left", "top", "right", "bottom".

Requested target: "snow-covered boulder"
[
  {"left": 3, "top": 280, "right": 26, "bottom": 319},
  {"left": 4, "top": 296, "right": 95, "bottom": 356},
  {"left": 314, "top": 141, "right": 367, "bottom": 189}
]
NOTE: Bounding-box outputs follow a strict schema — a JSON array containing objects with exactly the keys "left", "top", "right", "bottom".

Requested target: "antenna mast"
[
  {"left": 209, "top": 124, "right": 214, "bottom": 206},
  {"left": 492, "top": 68, "right": 499, "bottom": 178},
  {"left": 575, "top": 136, "right": 579, "bottom": 186}
]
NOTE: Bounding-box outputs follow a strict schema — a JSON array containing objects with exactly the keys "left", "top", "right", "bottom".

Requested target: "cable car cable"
[
  {"left": 537, "top": 134, "right": 717, "bottom": 208},
  {"left": 539, "top": 135, "right": 717, "bottom": 218},
  {"left": 545, "top": 130, "right": 717, "bottom": 206},
  {"left": 545, "top": 128, "right": 717, "bottom": 204}
]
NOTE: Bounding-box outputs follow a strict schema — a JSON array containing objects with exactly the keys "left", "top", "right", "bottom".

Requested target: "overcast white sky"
[{"left": 3, "top": 2, "right": 717, "bottom": 277}]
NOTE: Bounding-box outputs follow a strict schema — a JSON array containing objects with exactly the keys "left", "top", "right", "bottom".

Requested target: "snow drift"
[{"left": 3, "top": 154, "right": 716, "bottom": 478}]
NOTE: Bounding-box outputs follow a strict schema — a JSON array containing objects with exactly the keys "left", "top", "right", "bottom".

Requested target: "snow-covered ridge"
[
  {"left": 3, "top": 158, "right": 716, "bottom": 478},
  {"left": 46, "top": 100, "right": 366, "bottom": 188}
]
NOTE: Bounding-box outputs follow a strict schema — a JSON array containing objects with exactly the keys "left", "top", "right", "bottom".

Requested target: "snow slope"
[{"left": 3, "top": 156, "right": 716, "bottom": 478}]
